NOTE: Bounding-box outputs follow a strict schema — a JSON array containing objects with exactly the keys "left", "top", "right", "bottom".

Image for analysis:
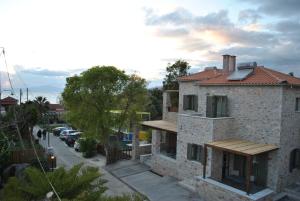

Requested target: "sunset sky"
[{"left": 0, "top": 0, "right": 300, "bottom": 102}]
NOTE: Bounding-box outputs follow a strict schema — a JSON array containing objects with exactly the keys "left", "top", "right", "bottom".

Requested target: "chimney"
[
  {"left": 223, "top": 54, "right": 230, "bottom": 72},
  {"left": 229, "top": 55, "right": 236, "bottom": 72}
]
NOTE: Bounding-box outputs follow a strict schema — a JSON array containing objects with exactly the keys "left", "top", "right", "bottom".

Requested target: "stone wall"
[
  {"left": 150, "top": 129, "right": 178, "bottom": 177},
  {"left": 277, "top": 86, "right": 300, "bottom": 190},
  {"left": 152, "top": 82, "right": 300, "bottom": 194},
  {"left": 162, "top": 91, "right": 178, "bottom": 123},
  {"left": 178, "top": 83, "right": 283, "bottom": 190},
  {"left": 195, "top": 177, "right": 274, "bottom": 201},
  {"left": 176, "top": 114, "right": 234, "bottom": 180}
]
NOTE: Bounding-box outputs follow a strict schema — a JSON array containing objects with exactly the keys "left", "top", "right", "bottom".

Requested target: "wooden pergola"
[
  {"left": 202, "top": 139, "right": 278, "bottom": 195},
  {"left": 141, "top": 120, "right": 177, "bottom": 133}
]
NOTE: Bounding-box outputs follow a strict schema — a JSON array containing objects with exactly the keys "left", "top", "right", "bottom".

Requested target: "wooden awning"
[
  {"left": 205, "top": 139, "right": 278, "bottom": 156},
  {"left": 141, "top": 120, "right": 177, "bottom": 133}
]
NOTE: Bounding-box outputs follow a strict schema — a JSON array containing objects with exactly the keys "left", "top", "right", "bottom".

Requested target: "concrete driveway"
[{"left": 106, "top": 160, "right": 202, "bottom": 201}]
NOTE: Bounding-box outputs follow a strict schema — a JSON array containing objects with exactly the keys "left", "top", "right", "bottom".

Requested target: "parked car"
[
  {"left": 65, "top": 132, "right": 82, "bottom": 147},
  {"left": 52, "top": 127, "right": 68, "bottom": 136},
  {"left": 74, "top": 138, "right": 83, "bottom": 152},
  {"left": 59, "top": 130, "right": 77, "bottom": 141}
]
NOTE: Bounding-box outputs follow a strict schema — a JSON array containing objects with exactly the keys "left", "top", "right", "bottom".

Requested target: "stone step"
[
  {"left": 272, "top": 192, "right": 287, "bottom": 201},
  {"left": 178, "top": 179, "right": 197, "bottom": 192},
  {"left": 284, "top": 183, "right": 300, "bottom": 201},
  {"left": 144, "top": 158, "right": 152, "bottom": 167}
]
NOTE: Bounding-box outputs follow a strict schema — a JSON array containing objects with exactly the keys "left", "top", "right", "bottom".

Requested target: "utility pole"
[
  {"left": 26, "top": 88, "right": 28, "bottom": 102},
  {"left": 19, "top": 88, "right": 22, "bottom": 104}
]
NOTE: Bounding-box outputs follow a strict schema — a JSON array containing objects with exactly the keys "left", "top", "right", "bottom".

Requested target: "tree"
[
  {"left": 146, "top": 88, "right": 163, "bottom": 120},
  {"left": 33, "top": 96, "right": 50, "bottom": 118},
  {"left": 163, "top": 60, "right": 190, "bottom": 90},
  {"left": 62, "top": 66, "right": 148, "bottom": 145},
  {"left": 2, "top": 164, "right": 145, "bottom": 201},
  {"left": 115, "top": 74, "right": 148, "bottom": 134}
]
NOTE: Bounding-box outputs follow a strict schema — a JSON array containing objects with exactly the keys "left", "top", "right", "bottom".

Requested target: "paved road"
[
  {"left": 106, "top": 160, "right": 202, "bottom": 201},
  {"left": 33, "top": 127, "right": 134, "bottom": 197}
]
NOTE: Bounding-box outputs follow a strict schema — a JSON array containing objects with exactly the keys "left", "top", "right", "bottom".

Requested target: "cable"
[
  {"left": 1, "top": 48, "right": 14, "bottom": 95},
  {"left": 29, "top": 132, "right": 62, "bottom": 201},
  {"left": 0, "top": 47, "right": 62, "bottom": 201}
]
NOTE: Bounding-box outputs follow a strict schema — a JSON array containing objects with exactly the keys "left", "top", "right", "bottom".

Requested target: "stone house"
[{"left": 141, "top": 55, "right": 300, "bottom": 201}]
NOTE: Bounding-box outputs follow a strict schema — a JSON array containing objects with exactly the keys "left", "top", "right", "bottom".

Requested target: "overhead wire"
[{"left": 0, "top": 47, "right": 62, "bottom": 201}]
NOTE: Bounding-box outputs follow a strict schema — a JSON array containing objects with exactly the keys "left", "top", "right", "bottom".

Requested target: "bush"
[
  {"left": 30, "top": 157, "right": 49, "bottom": 172},
  {"left": 80, "top": 138, "right": 97, "bottom": 158}
]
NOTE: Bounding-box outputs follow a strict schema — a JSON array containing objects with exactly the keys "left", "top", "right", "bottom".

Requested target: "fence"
[
  {"left": 106, "top": 145, "right": 132, "bottom": 164},
  {"left": 9, "top": 148, "right": 45, "bottom": 164}
]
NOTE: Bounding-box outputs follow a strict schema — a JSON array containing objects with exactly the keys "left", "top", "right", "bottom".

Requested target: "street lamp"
[{"left": 50, "top": 155, "right": 55, "bottom": 172}]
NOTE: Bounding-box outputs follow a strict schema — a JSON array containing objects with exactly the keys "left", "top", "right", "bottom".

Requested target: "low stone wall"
[
  {"left": 195, "top": 177, "right": 274, "bottom": 201},
  {"left": 151, "top": 154, "right": 178, "bottom": 178}
]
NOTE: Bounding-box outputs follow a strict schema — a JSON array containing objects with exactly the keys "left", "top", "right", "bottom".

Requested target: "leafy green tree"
[
  {"left": 146, "top": 88, "right": 163, "bottom": 120},
  {"left": 62, "top": 66, "right": 148, "bottom": 146},
  {"left": 115, "top": 74, "right": 148, "bottom": 134},
  {"left": 163, "top": 60, "right": 190, "bottom": 90},
  {"left": 2, "top": 164, "right": 145, "bottom": 201}
]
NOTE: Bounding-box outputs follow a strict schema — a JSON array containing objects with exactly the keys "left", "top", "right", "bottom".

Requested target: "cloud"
[
  {"left": 180, "top": 38, "right": 211, "bottom": 52},
  {"left": 275, "top": 20, "right": 300, "bottom": 33},
  {"left": 238, "top": 9, "right": 262, "bottom": 23},
  {"left": 144, "top": 6, "right": 300, "bottom": 77},
  {"left": 17, "top": 66, "right": 70, "bottom": 77},
  {"left": 194, "top": 10, "right": 232, "bottom": 29},
  {"left": 241, "top": 0, "right": 300, "bottom": 17},
  {"left": 156, "top": 28, "right": 189, "bottom": 37},
  {"left": 145, "top": 7, "right": 193, "bottom": 26},
  {"left": 145, "top": 8, "right": 277, "bottom": 47}
]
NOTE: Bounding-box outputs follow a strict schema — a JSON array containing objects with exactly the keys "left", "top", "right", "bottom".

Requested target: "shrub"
[{"left": 80, "top": 138, "right": 97, "bottom": 158}]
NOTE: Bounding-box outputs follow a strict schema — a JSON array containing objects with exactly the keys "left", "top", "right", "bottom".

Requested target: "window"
[
  {"left": 296, "top": 98, "right": 300, "bottom": 112},
  {"left": 160, "top": 132, "right": 177, "bottom": 159},
  {"left": 183, "top": 95, "right": 198, "bottom": 111},
  {"left": 187, "top": 143, "right": 203, "bottom": 163},
  {"left": 206, "top": 95, "right": 228, "bottom": 118},
  {"left": 290, "top": 149, "right": 300, "bottom": 172}
]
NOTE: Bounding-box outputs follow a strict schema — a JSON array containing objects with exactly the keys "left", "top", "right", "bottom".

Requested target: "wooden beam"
[
  {"left": 246, "top": 155, "right": 253, "bottom": 195},
  {"left": 203, "top": 144, "right": 207, "bottom": 178}
]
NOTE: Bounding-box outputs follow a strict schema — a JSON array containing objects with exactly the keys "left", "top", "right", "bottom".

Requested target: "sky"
[{"left": 0, "top": 0, "right": 300, "bottom": 103}]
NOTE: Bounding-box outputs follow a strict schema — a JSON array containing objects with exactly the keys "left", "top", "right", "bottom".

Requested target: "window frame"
[
  {"left": 290, "top": 148, "right": 300, "bottom": 172},
  {"left": 206, "top": 95, "right": 228, "bottom": 118},
  {"left": 296, "top": 98, "right": 300, "bottom": 112},
  {"left": 187, "top": 143, "right": 203, "bottom": 163},
  {"left": 183, "top": 95, "right": 198, "bottom": 111}
]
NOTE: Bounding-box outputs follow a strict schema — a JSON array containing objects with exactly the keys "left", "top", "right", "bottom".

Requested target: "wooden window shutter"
[
  {"left": 295, "top": 149, "right": 300, "bottom": 168},
  {"left": 290, "top": 149, "right": 296, "bottom": 172},
  {"left": 206, "top": 96, "right": 213, "bottom": 117},
  {"left": 187, "top": 143, "right": 192, "bottom": 160},
  {"left": 221, "top": 96, "right": 228, "bottom": 117},
  {"left": 183, "top": 95, "right": 188, "bottom": 110},
  {"left": 197, "top": 145, "right": 202, "bottom": 162},
  {"left": 194, "top": 96, "right": 198, "bottom": 112}
]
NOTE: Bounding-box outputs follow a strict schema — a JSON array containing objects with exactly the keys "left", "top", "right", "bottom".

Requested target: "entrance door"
[
  {"left": 222, "top": 152, "right": 230, "bottom": 179},
  {"left": 253, "top": 153, "right": 268, "bottom": 187}
]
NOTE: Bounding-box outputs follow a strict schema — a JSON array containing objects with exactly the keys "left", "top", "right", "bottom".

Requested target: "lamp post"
[{"left": 50, "top": 155, "right": 55, "bottom": 172}]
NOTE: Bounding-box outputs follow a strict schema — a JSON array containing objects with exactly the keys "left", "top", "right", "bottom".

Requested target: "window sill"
[
  {"left": 158, "top": 154, "right": 177, "bottom": 162},
  {"left": 188, "top": 159, "right": 203, "bottom": 165}
]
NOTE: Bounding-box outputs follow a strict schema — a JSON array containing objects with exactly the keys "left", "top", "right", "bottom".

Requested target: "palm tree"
[{"left": 34, "top": 96, "right": 50, "bottom": 117}]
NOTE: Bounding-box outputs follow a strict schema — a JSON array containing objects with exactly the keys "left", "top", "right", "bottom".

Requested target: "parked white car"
[
  {"left": 59, "top": 130, "right": 77, "bottom": 141},
  {"left": 74, "top": 138, "right": 84, "bottom": 152}
]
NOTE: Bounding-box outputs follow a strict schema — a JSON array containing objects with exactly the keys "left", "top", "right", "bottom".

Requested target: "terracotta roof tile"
[
  {"left": 0, "top": 96, "right": 18, "bottom": 105},
  {"left": 178, "top": 69, "right": 223, "bottom": 81},
  {"left": 179, "top": 66, "right": 300, "bottom": 86}
]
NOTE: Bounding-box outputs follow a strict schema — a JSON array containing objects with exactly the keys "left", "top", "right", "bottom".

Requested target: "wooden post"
[
  {"left": 246, "top": 155, "right": 253, "bottom": 195},
  {"left": 131, "top": 124, "right": 140, "bottom": 160},
  {"left": 203, "top": 144, "right": 207, "bottom": 178}
]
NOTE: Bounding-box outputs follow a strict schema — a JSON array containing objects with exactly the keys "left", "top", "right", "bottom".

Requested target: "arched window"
[{"left": 290, "top": 149, "right": 300, "bottom": 172}]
